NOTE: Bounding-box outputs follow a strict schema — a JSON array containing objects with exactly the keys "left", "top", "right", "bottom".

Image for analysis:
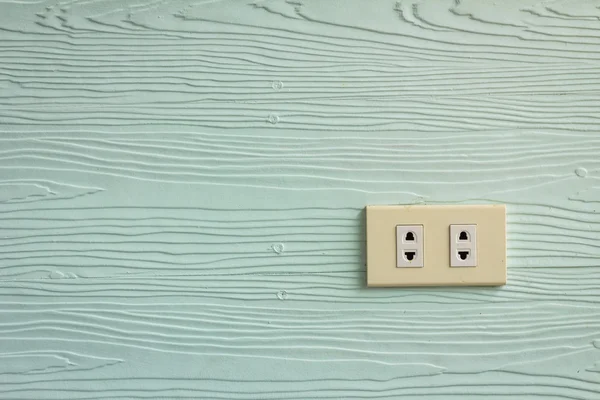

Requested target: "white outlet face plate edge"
[{"left": 366, "top": 205, "right": 506, "bottom": 287}]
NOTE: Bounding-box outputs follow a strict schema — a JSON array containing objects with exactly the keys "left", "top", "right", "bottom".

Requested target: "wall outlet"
[
  {"left": 366, "top": 205, "right": 506, "bottom": 287},
  {"left": 396, "top": 225, "right": 424, "bottom": 268},
  {"left": 450, "top": 224, "right": 477, "bottom": 267}
]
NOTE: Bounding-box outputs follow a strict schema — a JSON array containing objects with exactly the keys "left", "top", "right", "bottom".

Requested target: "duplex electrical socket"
[
  {"left": 366, "top": 205, "right": 506, "bottom": 287},
  {"left": 450, "top": 224, "right": 477, "bottom": 267},
  {"left": 396, "top": 225, "right": 423, "bottom": 268}
]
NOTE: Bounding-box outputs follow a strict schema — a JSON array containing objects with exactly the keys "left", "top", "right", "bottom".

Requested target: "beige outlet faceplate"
[{"left": 366, "top": 205, "right": 506, "bottom": 287}]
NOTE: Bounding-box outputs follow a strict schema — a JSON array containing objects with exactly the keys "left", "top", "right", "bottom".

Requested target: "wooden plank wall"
[{"left": 1, "top": 0, "right": 600, "bottom": 398}]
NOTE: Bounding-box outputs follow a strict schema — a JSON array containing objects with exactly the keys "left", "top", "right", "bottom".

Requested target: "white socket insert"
[
  {"left": 450, "top": 224, "right": 477, "bottom": 267},
  {"left": 396, "top": 225, "right": 424, "bottom": 268}
]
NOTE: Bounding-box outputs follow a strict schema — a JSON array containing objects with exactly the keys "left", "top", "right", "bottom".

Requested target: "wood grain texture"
[{"left": 1, "top": 0, "right": 600, "bottom": 398}]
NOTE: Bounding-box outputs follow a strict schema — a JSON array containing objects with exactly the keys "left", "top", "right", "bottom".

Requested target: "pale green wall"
[{"left": 1, "top": 0, "right": 600, "bottom": 398}]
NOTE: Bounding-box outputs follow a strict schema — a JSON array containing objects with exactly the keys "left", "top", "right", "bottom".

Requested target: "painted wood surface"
[{"left": 1, "top": 0, "right": 600, "bottom": 398}]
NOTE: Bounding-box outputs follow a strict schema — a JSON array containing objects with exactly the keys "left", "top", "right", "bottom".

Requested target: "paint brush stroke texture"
[{"left": 1, "top": 0, "right": 600, "bottom": 398}]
